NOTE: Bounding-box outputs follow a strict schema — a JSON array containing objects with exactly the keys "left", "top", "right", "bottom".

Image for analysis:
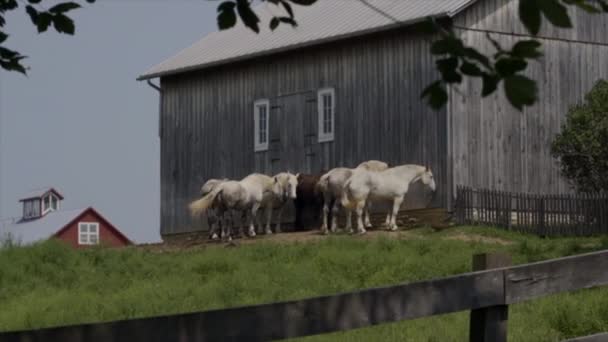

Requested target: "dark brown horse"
[{"left": 294, "top": 172, "right": 332, "bottom": 231}]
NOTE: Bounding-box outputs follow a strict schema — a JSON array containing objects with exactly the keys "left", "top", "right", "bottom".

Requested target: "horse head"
[
  {"left": 420, "top": 166, "right": 436, "bottom": 192},
  {"left": 274, "top": 172, "right": 299, "bottom": 201}
]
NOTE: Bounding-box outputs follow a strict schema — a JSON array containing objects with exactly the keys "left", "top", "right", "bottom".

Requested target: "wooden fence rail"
[
  {"left": 454, "top": 186, "right": 608, "bottom": 236},
  {"left": 1, "top": 250, "right": 607, "bottom": 342}
]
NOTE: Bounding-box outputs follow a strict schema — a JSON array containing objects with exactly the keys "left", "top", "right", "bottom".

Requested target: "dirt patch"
[
  {"left": 136, "top": 228, "right": 425, "bottom": 252},
  {"left": 443, "top": 232, "right": 513, "bottom": 246}
]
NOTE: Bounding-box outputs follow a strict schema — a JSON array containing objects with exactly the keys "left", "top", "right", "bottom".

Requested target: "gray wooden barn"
[{"left": 138, "top": 0, "right": 608, "bottom": 237}]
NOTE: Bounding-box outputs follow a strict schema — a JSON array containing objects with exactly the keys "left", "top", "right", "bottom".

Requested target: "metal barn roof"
[
  {"left": 138, "top": 0, "right": 477, "bottom": 80},
  {"left": 19, "top": 187, "right": 64, "bottom": 201},
  {"left": 0, "top": 208, "right": 87, "bottom": 245}
]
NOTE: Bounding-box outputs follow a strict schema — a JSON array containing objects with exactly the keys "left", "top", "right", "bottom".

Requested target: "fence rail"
[
  {"left": 1, "top": 250, "right": 607, "bottom": 342},
  {"left": 454, "top": 186, "right": 608, "bottom": 236}
]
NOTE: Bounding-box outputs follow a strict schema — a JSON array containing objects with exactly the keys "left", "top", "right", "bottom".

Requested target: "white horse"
[
  {"left": 189, "top": 172, "right": 297, "bottom": 239},
  {"left": 198, "top": 178, "right": 229, "bottom": 240},
  {"left": 262, "top": 172, "right": 299, "bottom": 234},
  {"left": 341, "top": 164, "right": 436, "bottom": 234},
  {"left": 316, "top": 160, "right": 389, "bottom": 234}
]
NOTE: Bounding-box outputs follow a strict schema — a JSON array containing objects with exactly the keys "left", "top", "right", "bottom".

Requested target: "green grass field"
[{"left": 1, "top": 226, "right": 607, "bottom": 341}]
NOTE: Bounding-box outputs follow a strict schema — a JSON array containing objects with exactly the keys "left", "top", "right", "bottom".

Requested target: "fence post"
[
  {"left": 469, "top": 253, "right": 512, "bottom": 342},
  {"left": 539, "top": 196, "right": 546, "bottom": 237}
]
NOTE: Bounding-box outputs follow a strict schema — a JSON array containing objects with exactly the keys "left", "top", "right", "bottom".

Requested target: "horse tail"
[
  {"left": 189, "top": 186, "right": 222, "bottom": 218},
  {"left": 341, "top": 178, "right": 357, "bottom": 210}
]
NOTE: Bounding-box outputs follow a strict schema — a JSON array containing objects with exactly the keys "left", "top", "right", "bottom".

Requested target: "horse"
[
  {"left": 198, "top": 178, "right": 229, "bottom": 240},
  {"left": 294, "top": 172, "right": 327, "bottom": 231},
  {"left": 317, "top": 160, "right": 389, "bottom": 234},
  {"left": 341, "top": 164, "right": 436, "bottom": 234},
  {"left": 262, "top": 172, "right": 299, "bottom": 234},
  {"left": 189, "top": 172, "right": 297, "bottom": 240}
]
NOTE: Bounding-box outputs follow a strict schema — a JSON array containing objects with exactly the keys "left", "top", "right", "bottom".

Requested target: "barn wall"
[
  {"left": 450, "top": 0, "right": 608, "bottom": 195},
  {"left": 55, "top": 211, "right": 130, "bottom": 248},
  {"left": 159, "top": 28, "right": 447, "bottom": 236}
]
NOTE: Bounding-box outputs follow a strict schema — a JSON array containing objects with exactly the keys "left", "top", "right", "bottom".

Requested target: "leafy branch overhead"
[
  {"left": 217, "top": 0, "right": 317, "bottom": 33},
  {"left": 421, "top": 0, "right": 608, "bottom": 111},
  {"left": 0, "top": 0, "right": 94, "bottom": 74},
  {"left": 217, "top": 0, "right": 607, "bottom": 111}
]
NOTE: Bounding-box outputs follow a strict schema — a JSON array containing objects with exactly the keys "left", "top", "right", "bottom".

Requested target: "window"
[
  {"left": 43, "top": 195, "right": 50, "bottom": 213},
  {"left": 51, "top": 195, "right": 58, "bottom": 211},
  {"left": 78, "top": 222, "right": 100, "bottom": 245},
  {"left": 23, "top": 200, "right": 36, "bottom": 219},
  {"left": 317, "top": 88, "right": 335, "bottom": 142},
  {"left": 254, "top": 99, "right": 270, "bottom": 151}
]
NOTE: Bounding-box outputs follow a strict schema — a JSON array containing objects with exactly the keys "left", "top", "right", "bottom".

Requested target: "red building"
[{"left": 1, "top": 188, "right": 131, "bottom": 248}]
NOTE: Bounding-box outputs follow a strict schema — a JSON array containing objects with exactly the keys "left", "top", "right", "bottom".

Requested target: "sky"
[{"left": 0, "top": 0, "right": 218, "bottom": 243}]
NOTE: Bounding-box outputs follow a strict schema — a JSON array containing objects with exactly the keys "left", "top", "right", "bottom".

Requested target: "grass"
[{"left": 0, "top": 226, "right": 607, "bottom": 341}]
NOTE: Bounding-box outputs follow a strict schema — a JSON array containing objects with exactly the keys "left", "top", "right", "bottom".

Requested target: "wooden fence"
[
  {"left": 1, "top": 250, "right": 607, "bottom": 342},
  {"left": 454, "top": 186, "right": 608, "bottom": 236}
]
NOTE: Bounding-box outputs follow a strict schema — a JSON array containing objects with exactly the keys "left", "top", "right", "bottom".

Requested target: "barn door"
[{"left": 270, "top": 93, "right": 314, "bottom": 175}]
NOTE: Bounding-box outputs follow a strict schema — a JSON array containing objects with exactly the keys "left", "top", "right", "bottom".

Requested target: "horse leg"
[
  {"left": 344, "top": 208, "right": 353, "bottom": 233},
  {"left": 275, "top": 205, "right": 284, "bottom": 233},
  {"left": 248, "top": 204, "right": 260, "bottom": 237},
  {"left": 330, "top": 200, "right": 341, "bottom": 233},
  {"left": 364, "top": 200, "right": 372, "bottom": 229},
  {"left": 389, "top": 196, "right": 404, "bottom": 231},
  {"left": 355, "top": 201, "right": 367, "bottom": 234},
  {"left": 320, "top": 193, "right": 331, "bottom": 234},
  {"left": 384, "top": 212, "right": 392, "bottom": 228},
  {"left": 265, "top": 206, "right": 273, "bottom": 235}
]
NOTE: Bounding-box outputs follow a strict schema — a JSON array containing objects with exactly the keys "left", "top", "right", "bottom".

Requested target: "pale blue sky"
[{"left": 0, "top": 0, "right": 218, "bottom": 242}]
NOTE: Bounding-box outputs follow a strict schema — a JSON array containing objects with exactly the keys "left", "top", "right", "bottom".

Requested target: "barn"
[
  {"left": 1, "top": 188, "right": 132, "bottom": 248},
  {"left": 138, "top": 0, "right": 608, "bottom": 237}
]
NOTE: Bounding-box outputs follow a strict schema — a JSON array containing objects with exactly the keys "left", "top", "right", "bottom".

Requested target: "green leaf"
[
  {"left": 279, "top": 16, "right": 297, "bottom": 26},
  {"left": 217, "top": 2, "right": 237, "bottom": 30},
  {"left": 414, "top": 17, "right": 439, "bottom": 35},
  {"left": 270, "top": 17, "right": 279, "bottom": 31},
  {"left": 0, "top": 15, "right": 5, "bottom": 28},
  {"left": 0, "top": 31, "right": 7, "bottom": 44},
  {"left": 496, "top": 57, "right": 528, "bottom": 77},
  {"left": 463, "top": 47, "right": 491, "bottom": 69},
  {"left": 0, "top": 46, "right": 27, "bottom": 74},
  {"left": 36, "top": 12, "right": 53, "bottom": 33},
  {"left": 519, "top": 0, "right": 542, "bottom": 35},
  {"left": 460, "top": 61, "right": 483, "bottom": 76},
  {"left": 436, "top": 57, "right": 462, "bottom": 83},
  {"left": 598, "top": 0, "right": 608, "bottom": 12},
  {"left": 281, "top": 1, "right": 294, "bottom": 18},
  {"left": 421, "top": 81, "right": 448, "bottom": 110},
  {"left": 49, "top": 2, "right": 81, "bottom": 14},
  {"left": 538, "top": 0, "right": 572, "bottom": 28},
  {"left": 52, "top": 13, "right": 75, "bottom": 34},
  {"left": 511, "top": 40, "right": 543, "bottom": 59},
  {"left": 2, "top": 0, "right": 18, "bottom": 11},
  {"left": 288, "top": 0, "right": 317, "bottom": 5},
  {"left": 504, "top": 75, "right": 538, "bottom": 110},
  {"left": 27, "top": 0, "right": 43, "bottom": 3},
  {"left": 236, "top": 0, "right": 260, "bottom": 33},
  {"left": 430, "top": 37, "right": 463, "bottom": 55},
  {"left": 481, "top": 73, "right": 500, "bottom": 97},
  {"left": 25, "top": 5, "right": 38, "bottom": 25}
]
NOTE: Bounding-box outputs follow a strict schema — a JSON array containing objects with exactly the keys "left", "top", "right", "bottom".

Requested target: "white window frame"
[
  {"left": 42, "top": 193, "right": 58, "bottom": 215},
  {"left": 78, "top": 222, "right": 100, "bottom": 245},
  {"left": 254, "top": 99, "right": 270, "bottom": 152},
  {"left": 317, "top": 88, "right": 335, "bottom": 143}
]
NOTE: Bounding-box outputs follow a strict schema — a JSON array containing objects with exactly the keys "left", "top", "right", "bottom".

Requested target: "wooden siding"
[
  {"left": 159, "top": 29, "right": 447, "bottom": 235},
  {"left": 450, "top": 0, "right": 608, "bottom": 196}
]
